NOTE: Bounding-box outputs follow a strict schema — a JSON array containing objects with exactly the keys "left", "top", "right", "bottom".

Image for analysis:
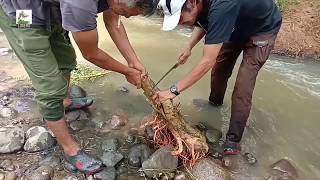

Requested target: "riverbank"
[{"left": 273, "top": 0, "right": 320, "bottom": 59}]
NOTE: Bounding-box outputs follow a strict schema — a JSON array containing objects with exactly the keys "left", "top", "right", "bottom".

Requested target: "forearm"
[
  {"left": 84, "top": 48, "right": 131, "bottom": 75},
  {"left": 187, "top": 27, "right": 206, "bottom": 50},
  {"left": 177, "top": 44, "right": 222, "bottom": 92},
  {"left": 104, "top": 13, "right": 138, "bottom": 65},
  {"left": 177, "top": 57, "right": 215, "bottom": 92}
]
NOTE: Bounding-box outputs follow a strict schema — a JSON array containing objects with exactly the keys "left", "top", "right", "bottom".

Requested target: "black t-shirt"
[{"left": 196, "top": 0, "right": 282, "bottom": 44}]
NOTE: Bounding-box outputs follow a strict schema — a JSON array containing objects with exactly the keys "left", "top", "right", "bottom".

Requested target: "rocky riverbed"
[{"left": 0, "top": 69, "right": 300, "bottom": 179}]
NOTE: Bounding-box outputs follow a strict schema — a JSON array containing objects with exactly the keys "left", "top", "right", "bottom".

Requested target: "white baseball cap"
[{"left": 158, "top": 0, "right": 187, "bottom": 31}]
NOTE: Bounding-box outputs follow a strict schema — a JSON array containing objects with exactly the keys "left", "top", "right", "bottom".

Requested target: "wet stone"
[
  {"left": 0, "top": 126, "right": 25, "bottom": 153},
  {"left": 65, "top": 110, "right": 81, "bottom": 123},
  {"left": 128, "top": 144, "right": 152, "bottom": 168},
  {"left": 191, "top": 158, "right": 231, "bottom": 180},
  {"left": 28, "top": 165, "right": 54, "bottom": 180},
  {"left": 69, "top": 120, "right": 87, "bottom": 131},
  {"left": 144, "top": 126, "right": 155, "bottom": 140},
  {"left": 243, "top": 152, "right": 257, "bottom": 165},
  {"left": 174, "top": 172, "right": 187, "bottom": 180},
  {"left": 142, "top": 146, "right": 178, "bottom": 178},
  {"left": 24, "top": 126, "right": 56, "bottom": 152},
  {"left": 0, "top": 107, "right": 16, "bottom": 119},
  {"left": 125, "top": 134, "right": 141, "bottom": 145},
  {"left": 0, "top": 159, "right": 15, "bottom": 171},
  {"left": 205, "top": 129, "right": 222, "bottom": 144},
  {"left": 4, "top": 171, "right": 17, "bottom": 180},
  {"left": 93, "top": 167, "right": 116, "bottom": 180},
  {"left": 69, "top": 85, "right": 87, "bottom": 98},
  {"left": 265, "top": 159, "right": 298, "bottom": 180},
  {"left": 39, "top": 154, "right": 61, "bottom": 169},
  {"left": 101, "top": 152, "right": 124, "bottom": 167},
  {"left": 109, "top": 115, "right": 126, "bottom": 130},
  {"left": 101, "top": 138, "right": 120, "bottom": 152}
]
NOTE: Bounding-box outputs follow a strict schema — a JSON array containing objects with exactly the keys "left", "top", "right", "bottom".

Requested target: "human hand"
[
  {"left": 129, "top": 60, "right": 147, "bottom": 80},
  {"left": 152, "top": 90, "right": 176, "bottom": 104},
  {"left": 125, "top": 68, "right": 142, "bottom": 89},
  {"left": 177, "top": 48, "right": 191, "bottom": 65}
]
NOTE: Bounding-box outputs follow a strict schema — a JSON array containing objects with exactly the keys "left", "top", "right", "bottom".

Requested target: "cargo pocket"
[{"left": 251, "top": 34, "right": 276, "bottom": 66}]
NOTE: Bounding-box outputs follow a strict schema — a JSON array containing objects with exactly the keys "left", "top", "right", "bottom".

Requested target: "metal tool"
[{"left": 153, "top": 62, "right": 180, "bottom": 89}]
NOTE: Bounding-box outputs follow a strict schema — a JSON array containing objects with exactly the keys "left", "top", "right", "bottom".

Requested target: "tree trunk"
[{"left": 141, "top": 76, "right": 208, "bottom": 166}]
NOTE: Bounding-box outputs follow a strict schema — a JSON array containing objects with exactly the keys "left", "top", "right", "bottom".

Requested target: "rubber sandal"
[
  {"left": 64, "top": 149, "right": 104, "bottom": 175},
  {"left": 65, "top": 97, "right": 94, "bottom": 112}
]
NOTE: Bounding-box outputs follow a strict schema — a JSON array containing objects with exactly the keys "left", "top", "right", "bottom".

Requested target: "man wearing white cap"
[{"left": 155, "top": 0, "right": 282, "bottom": 155}]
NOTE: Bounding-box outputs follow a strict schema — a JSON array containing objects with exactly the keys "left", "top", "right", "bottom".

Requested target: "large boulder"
[
  {"left": 23, "top": 126, "right": 56, "bottom": 152},
  {"left": 191, "top": 158, "right": 231, "bottom": 180},
  {"left": 0, "top": 126, "right": 25, "bottom": 153},
  {"left": 142, "top": 146, "right": 178, "bottom": 178},
  {"left": 265, "top": 159, "right": 298, "bottom": 180}
]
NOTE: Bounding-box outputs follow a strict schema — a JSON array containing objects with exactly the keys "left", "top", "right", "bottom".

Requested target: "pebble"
[
  {"left": 65, "top": 110, "right": 81, "bottom": 123},
  {"left": 174, "top": 172, "right": 187, "bottom": 180},
  {"left": 128, "top": 144, "right": 152, "bottom": 168},
  {"left": 4, "top": 172, "right": 17, "bottom": 180},
  {"left": 39, "top": 154, "right": 61, "bottom": 169},
  {"left": 0, "top": 159, "right": 15, "bottom": 171},
  {"left": 69, "top": 120, "right": 87, "bottom": 131},
  {"left": 94, "top": 167, "right": 116, "bottom": 180},
  {"left": 243, "top": 152, "right": 257, "bottom": 165},
  {"left": 28, "top": 165, "right": 54, "bottom": 180},
  {"left": 101, "top": 151, "right": 124, "bottom": 167},
  {"left": 101, "top": 138, "right": 120, "bottom": 152},
  {"left": 0, "top": 107, "right": 16, "bottom": 119},
  {"left": 109, "top": 115, "right": 127, "bottom": 130},
  {"left": 63, "top": 176, "right": 79, "bottom": 180},
  {"left": 144, "top": 126, "right": 155, "bottom": 140}
]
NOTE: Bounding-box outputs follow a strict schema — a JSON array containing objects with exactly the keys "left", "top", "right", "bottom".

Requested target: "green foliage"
[
  {"left": 277, "top": 0, "right": 300, "bottom": 11},
  {"left": 71, "top": 64, "right": 110, "bottom": 84}
]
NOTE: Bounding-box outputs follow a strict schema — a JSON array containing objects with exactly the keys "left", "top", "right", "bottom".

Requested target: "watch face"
[{"left": 171, "top": 86, "right": 177, "bottom": 92}]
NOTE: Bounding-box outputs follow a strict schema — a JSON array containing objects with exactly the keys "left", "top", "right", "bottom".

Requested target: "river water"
[{"left": 76, "top": 16, "right": 320, "bottom": 179}]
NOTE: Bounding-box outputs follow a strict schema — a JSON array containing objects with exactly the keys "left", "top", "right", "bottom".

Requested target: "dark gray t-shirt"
[
  {"left": 196, "top": 0, "right": 282, "bottom": 44},
  {"left": 0, "top": 0, "right": 109, "bottom": 32}
]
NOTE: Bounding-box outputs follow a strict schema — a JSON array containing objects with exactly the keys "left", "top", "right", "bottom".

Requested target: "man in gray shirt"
[{"left": 0, "top": 0, "right": 157, "bottom": 175}]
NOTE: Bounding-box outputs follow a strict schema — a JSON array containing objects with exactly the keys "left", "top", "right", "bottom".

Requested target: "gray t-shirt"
[{"left": 0, "top": 0, "right": 109, "bottom": 32}]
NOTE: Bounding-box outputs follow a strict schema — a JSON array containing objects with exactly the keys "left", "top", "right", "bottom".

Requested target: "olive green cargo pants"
[{"left": 0, "top": 7, "right": 77, "bottom": 121}]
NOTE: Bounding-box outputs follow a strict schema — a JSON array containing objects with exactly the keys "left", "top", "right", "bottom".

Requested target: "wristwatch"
[{"left": 170, "top": 85, "right": 180, "bottom": 96}]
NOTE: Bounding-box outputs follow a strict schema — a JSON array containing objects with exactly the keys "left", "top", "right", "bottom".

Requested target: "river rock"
[
  {"left": 0, "top": 126, "right": 25, "bottom": 153},
  {"left": 144, "top": 126, "right": 155, "bottom": 140},
  {"left": 28, "top": 165, "right": 54, "bottom": 180},
  {"left": 4, "top": 172, "right": 17, "bottom": 180},
  {"left": 63, "top": 161, "right": 77, "bottom": 174},
  {"left": 243, "top": 152, "right": 257, "bottom": 165},
  {"left": 174, "top": 172, "right": 187, "bottom": 180},
  {"left": 63, "top": 175, "right": 78, "bottom": 180},
  {"left": 116, "top": 166, "right": 128, "bottom": 177},
  {"left": 93, "top": 167, "right": 116, "bottom": 180},
  {"left": 142, "top": 146, "right": 178, "bottom": 178},
  {"left": 24, "top": 126, "right": 56, "bottom": 152},
  {"left": 265, "top": 159, "right": 298, "bottom": 180},
  {"left": 0, "top": 159, "right": 15, "bottom": 171},
  {"left": 101, "top": 138, "right": 120, "bottom": 152},
  {"left": 65, "top": 110, "right": 81, "bottom": 122},
  {"left": 39, "top": 154, "right": 61, "bottom": 169},
  {"left": 101, "top": 152, "right": 124, "bottom": 167},
  {"left": 205, "top": 129, "right": 222, "bottom": 144},
  {"left": 69, "top": 120, "right": 87, "bottom": 131},
  {"left": 128, "top": 144, "right": 152, "bottom": 168},
  {"left": 191, "top": 158, "right": 231, "bottom": 180},
  {"left": 0, "top": 107, "right": 16, "bottom": 119},
  {"left": 69, "top": 85, "right": 86, "bottom": 98},
  {"left": 0, "top": 173, "right": 4, "bottom": 180},
  {"left": 109, "top": 115, "right": 127, "bottom": 130}
]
